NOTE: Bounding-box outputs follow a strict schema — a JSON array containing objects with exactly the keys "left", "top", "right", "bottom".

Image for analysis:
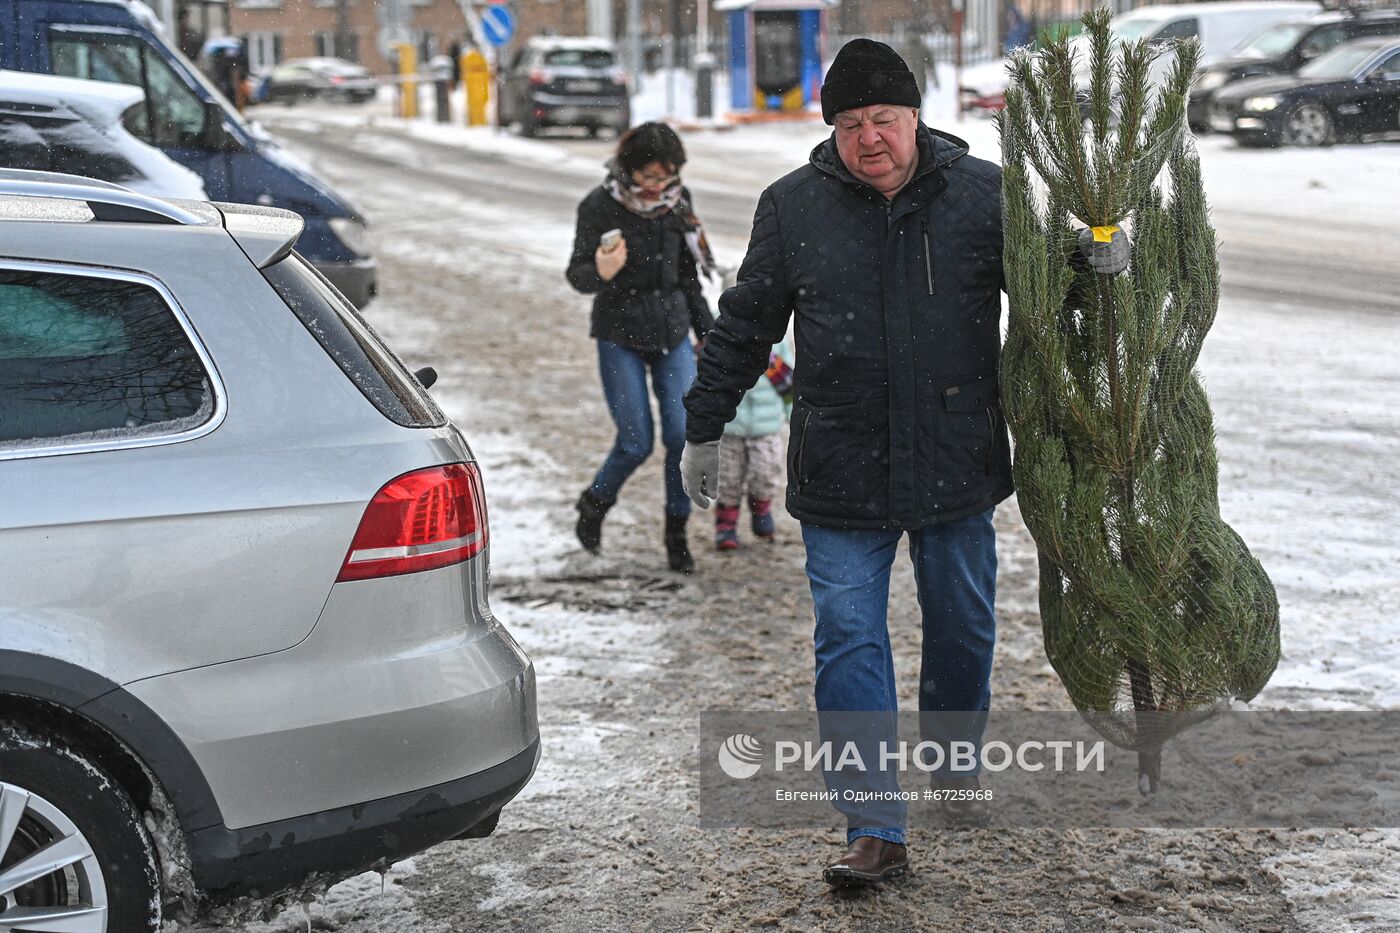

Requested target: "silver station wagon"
[{"left": 0, "top": 170, "right": 538, "bottom": 931}]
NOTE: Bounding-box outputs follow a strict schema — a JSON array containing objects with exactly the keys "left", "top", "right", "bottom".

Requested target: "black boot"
[
  {"left": 664, "top": 512, "right": 695, "bottom": 574},
  {"left": 575, "top": 490, "right": 613, "bottom": 554}
]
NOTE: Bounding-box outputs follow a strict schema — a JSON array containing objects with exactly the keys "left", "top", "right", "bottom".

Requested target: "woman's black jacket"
[{"left": 566, "top": 185, "right": 714, "bottom": 354}]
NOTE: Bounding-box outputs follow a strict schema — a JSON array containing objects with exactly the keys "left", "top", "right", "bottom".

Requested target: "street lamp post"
[
  {"left": 953, "top": 0, "right": 965, "bottom": 121},
  {"left": 696, "top": 0, "right": 714, "bottom": 119},
  {"left": 335, "top": 0, "right": 354, "bottom": 60},
  {"left": 627, "top": 0, "right": 642, "bottom": 91}
]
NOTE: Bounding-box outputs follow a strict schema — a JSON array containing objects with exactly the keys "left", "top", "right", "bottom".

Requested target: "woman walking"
[{"left": 566, "top": 122, "right": 716, "bottom": 573}]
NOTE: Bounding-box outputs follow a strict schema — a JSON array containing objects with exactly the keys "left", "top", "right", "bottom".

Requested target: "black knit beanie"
[{"left": 820, "top": 39, "right": 921, "bottom": 125}]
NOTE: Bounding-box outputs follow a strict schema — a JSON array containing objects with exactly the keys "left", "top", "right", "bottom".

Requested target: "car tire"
[
  {"left": 1282, "top": 102, "right": 1335, "bottom": 147},
  {"left": 0, "top": 724, "right": 162, "bottom": 933}
]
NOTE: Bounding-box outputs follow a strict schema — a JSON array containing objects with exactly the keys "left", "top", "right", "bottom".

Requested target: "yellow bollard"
[
  {"left": 463, "top": 50, "right": 489, "bottom": 126},
  {"left": 395, "top": 43, "right": 418, "bottom": 119}
]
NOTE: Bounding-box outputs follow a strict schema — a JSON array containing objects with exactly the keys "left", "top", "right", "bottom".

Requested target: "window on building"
[
  {"left": 312, "top": 33, "right": 359, "bottom": 61},
  {"left": 244, "top": 32, "right": 282, "bottom": 73}
]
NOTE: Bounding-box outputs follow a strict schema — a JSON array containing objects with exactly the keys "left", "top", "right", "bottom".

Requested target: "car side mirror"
[
  {"left": 200, "top": 101, "right": 238, "bottom": 151},
  {"left": 413, "top": 366, "right": 438, "bottom": 389}
]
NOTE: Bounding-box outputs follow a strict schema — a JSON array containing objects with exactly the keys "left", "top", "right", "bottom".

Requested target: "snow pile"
[{"left": 630, "top": 66, "right": 733, "bottom": 124}]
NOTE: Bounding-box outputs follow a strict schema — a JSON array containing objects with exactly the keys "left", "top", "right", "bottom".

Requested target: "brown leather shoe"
[
  {"left": 822, "top": 836, "right": 909, "bottom": 888},
  {"left": 935, "top": 773, "right": 991, "bottom": 827}
]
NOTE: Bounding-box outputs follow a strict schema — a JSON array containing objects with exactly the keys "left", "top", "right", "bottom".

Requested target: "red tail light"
[
  {"left": 528, "top": 69, "right": 548, "bottom": 86},
  {"left": 337, "top": 463, "right": 489, "bottom": 582}
]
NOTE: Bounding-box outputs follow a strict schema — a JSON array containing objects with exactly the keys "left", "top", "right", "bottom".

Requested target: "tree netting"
[{"left": 997, "top": 11, "right": 1280, "bottom": 790}]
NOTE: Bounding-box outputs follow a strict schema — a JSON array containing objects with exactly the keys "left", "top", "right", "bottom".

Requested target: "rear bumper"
[
  {"left": 187, "top": 738, "right": 540, "bottom": 902},
  {"left": 314, "top": 257, "right": 378, "bottom": 308},
  {"left": 530, "top": 93, "right": 629, "bottom": 126},
  {"left": 127, "top": 565, "right": 538, "bottom": 832}
]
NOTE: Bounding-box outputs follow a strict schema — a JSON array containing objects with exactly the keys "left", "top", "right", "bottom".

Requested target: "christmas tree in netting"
[{"left": 998, "top": 10, "right": 1280, "bottom": 791}]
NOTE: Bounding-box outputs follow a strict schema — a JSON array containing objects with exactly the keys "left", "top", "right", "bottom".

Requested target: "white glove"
[
  {"left": 1077, "top": 226, "right": 1132, "bottom": 275},
  {"left": 681, "top": 440, "right": 721, "bottom": 509}
]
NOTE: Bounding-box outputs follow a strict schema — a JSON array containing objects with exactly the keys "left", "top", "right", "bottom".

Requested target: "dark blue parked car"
[{"left": 0, "top": 0, "right": 377, "bottom": 306}]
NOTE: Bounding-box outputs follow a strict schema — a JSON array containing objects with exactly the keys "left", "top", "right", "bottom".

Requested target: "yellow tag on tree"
[{"left": 1091, "top": 225, "right": 1119, "bottom": 243}]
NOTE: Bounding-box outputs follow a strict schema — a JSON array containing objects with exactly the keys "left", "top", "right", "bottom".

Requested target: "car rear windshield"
[
  {"left": 262, "top": 254, "right": 445, "bottom": 428},
  {"left": 543, "top": 49, "right": 614, "bottom": 68}
]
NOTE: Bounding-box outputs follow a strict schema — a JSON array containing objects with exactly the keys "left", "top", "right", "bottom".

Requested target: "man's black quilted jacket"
[{"left": 684, "top": 124, "right": 1013, "bottom": 530}]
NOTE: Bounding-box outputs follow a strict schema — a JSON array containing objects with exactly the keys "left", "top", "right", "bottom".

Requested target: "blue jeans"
[
  {"left": 802, "top": 509, "right": 998, "bottom": 846},
  {"left": 590, "top": 338, "right": 695, "bottom": 517}
]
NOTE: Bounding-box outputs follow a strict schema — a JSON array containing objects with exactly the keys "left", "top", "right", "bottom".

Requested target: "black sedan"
[
  {"left": 259, "top": 58, "right": 378, "bottom": 105},
  {"left": 1189, "top": 11, "right": 1400, "bottom": 132},
  {"left": 1211, "top": 36, "right": 1400, "bottom": 146}
]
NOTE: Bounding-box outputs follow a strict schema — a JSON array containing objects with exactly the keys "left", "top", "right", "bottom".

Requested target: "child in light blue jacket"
[{"left": 716, "top": 336, "right": 793, "bottom": 549}]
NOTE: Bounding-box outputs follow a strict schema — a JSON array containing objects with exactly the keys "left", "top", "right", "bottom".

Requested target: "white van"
[{"left": 1072, "top": 1, "right": 1322, "bottom": 86}]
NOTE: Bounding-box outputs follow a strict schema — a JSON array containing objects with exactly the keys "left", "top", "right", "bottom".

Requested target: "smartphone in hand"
[{"left": 600, "top": 229, "right": 623, "bottom": 252}]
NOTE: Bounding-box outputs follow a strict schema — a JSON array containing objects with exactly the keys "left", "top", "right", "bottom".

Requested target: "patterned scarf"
[{"left": 604, "top": 159, "right": 718, "bottom": 280}]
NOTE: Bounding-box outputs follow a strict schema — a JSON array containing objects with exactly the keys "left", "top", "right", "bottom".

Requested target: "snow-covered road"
[{"left": 191, "top": 99, "right": 1400, "bottom": 932}]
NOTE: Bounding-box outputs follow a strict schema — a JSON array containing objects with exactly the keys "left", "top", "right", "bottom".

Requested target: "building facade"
[
  {"left": 229, "top": 0, "right": 590, "bottom": 75},
  {"left": 227, "top": 0, "right": 1139, "bottom": 80}
]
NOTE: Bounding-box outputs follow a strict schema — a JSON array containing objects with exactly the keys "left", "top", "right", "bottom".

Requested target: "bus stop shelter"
[{"left": 717, "top": 0, "right": 836, "bottom": 114}]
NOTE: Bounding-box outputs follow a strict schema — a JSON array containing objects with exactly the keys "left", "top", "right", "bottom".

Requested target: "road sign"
[{"left": 480, "top": 4, "right": 515, "bottom": 47}]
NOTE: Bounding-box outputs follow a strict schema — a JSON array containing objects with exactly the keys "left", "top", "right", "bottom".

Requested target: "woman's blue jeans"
[
  {"left": 590, "top": 337, "right": 695, "bottom": 517},
  {"left": 801, "top": 509, "right": 998, "bottom": 846}
]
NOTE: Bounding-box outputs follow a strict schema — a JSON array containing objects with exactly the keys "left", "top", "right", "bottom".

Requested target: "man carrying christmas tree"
[{"left": 682, "top": 39, "right": 1020, "bottom": 886}]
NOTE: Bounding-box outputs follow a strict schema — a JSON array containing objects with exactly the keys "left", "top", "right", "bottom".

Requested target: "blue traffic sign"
[{"left": 480, "top": 4, "right": 515, "bottom": 47}]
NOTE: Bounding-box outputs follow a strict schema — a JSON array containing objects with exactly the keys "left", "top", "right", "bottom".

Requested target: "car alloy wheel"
[
  {"left": 0, "top": 783, "right": 108, "bottom": 931},
  {"left": 0, "top": 726, "right": 161, "bottom": 932},
  {"left": 1283, "top": 103, "right": 1334, "bottom": 147}
]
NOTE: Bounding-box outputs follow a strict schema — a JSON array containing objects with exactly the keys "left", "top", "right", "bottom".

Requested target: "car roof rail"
[{"left": 0, "top": 169, "right": 206, "bottom": 225}]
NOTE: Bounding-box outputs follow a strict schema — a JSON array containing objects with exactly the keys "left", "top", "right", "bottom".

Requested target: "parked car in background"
[
  {"left": 0, "top": 170, "right": 539, "bottom": 931},
  {"left": 1, "top": 0, "right": 378, "bottom": 307},
  {"left": 0, "top": 70, "right": 206, "bottom": 197},
  {"left": 1211, "top": 35, "right": 1400, "bottom": 146},
  {"left": 499, "top": 37, "right": 630, "bottom": 137},
  {"left": 1190, "top": 9, "right": 1400, "bottom": 131},
  {"left": 1071, "top": 1, "right": 1321, "bottom": 79},
  {"left": 258, "top": 57, "right": 378, "bottom": 105},
  {"left": 960, "top": 3, "right": 1319, "bottom": 119}
]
